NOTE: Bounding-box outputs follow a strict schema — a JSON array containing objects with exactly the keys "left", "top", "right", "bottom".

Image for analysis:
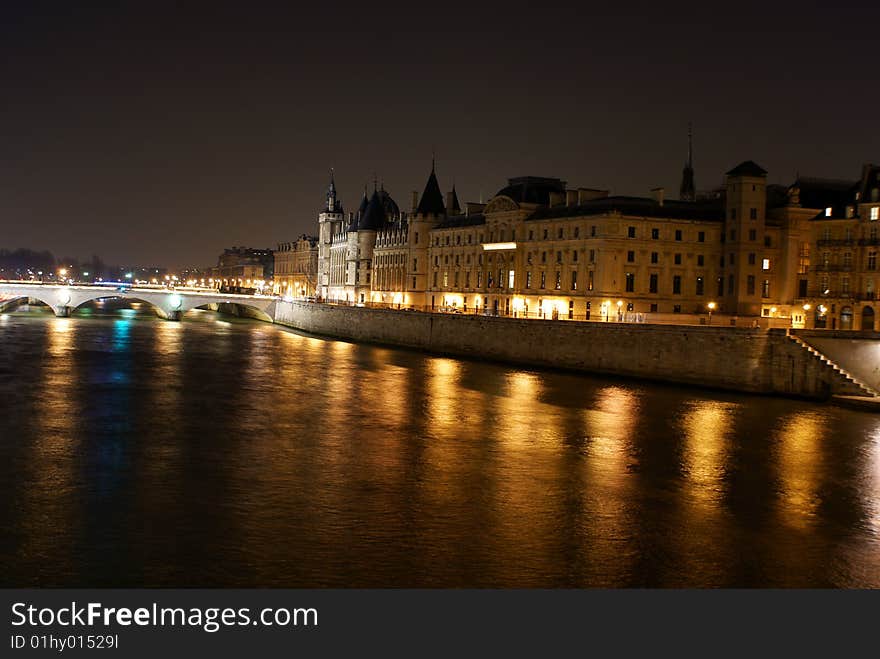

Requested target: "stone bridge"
[{"left": 0, "top": 282, "right": 277, "bottom": 321}]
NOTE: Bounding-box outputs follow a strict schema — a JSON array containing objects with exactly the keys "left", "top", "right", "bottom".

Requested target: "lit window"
[
  {"left": 825, "top": 207, "right": 832, "bottom": 217},
  {"left": 762, "top": 258, "right": 770, "bottom": 270},
  {"left": 872, "top": 207, "right": 880, "bottom": 221}
]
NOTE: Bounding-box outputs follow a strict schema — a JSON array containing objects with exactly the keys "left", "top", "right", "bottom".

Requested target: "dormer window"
[{"left": 825, "top": 207, "right": 832, "bottom": 217}]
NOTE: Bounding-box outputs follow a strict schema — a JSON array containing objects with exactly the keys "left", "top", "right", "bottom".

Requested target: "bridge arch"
[
  {"left": 182, "top": 301, "right": 274, "bottom": 323},
  {"left": 71, "top": 295, "right": 172, "bottom": 319},
  {"left": 0, "top": 294, "right": 67, "bottom": 316}
]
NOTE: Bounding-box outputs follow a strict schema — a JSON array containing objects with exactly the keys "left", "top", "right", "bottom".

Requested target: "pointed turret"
[
  {"left": 416, "top": 161, "right": 446, "bottom": 216},
  {"left": 446, "top": 185, "right": 461, "bottom": 216},
  {"left": 325, "top": 169, "right": 343, "bottom": 214},
  {"left": 680, "top": 123, "right": 696, "bottom": 201}
]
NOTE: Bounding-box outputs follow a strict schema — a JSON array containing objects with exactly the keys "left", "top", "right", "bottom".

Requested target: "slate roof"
[
  {"left": 416, "top": 169, "right": 446, "bottom": 216},
  {"left": 726, "top": 161, "right": 768, "bottom": 177}
]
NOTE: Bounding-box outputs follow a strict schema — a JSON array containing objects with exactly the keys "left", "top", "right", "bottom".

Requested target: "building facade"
[
  {"left": 212, "top": 246, "right": 274, "bottom": 293},
  {"left": 311, "top": 157, "right": 880, "bottom": 330},
  {"left": 273, "top": 235, "right": 318, "bottom": 298}
]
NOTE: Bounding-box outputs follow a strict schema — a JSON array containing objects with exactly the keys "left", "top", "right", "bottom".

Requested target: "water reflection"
[{"left": 1, "top": 310, "right": 880, "bottom": 587}]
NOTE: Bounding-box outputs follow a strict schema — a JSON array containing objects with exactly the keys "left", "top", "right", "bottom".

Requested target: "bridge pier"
[
  {"left": 54, "top": 306, "right": 71, "bottom": 318},
  {"left": 165, "top": 310, "right": 182, "bottom": 321}
]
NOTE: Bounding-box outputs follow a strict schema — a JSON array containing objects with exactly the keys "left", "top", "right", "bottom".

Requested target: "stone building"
[
  {"left": 273, "top": 235, "right": 318, "bottom": 298},
  {"left": 212, "top": 246, "right": 274, "bottom": 292},
  {"left": 803, "top": 164, "right": 880, "bottom": 330},
  {"left": 310, "top": 154, "right": 879, "bottom": 329}
]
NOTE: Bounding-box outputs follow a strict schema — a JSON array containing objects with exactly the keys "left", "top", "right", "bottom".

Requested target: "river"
[{"left": 1, "top": 305, "right": 879, "bottom": 587}]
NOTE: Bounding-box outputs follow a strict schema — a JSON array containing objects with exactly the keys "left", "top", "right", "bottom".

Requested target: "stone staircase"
[{"left": 787, "top": 333, "right": 879, "bottom": 398}]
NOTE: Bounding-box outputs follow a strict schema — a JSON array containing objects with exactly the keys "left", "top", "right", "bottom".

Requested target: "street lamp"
[{"left": 707, "top": 301, "right": 716, "bottom": 324}]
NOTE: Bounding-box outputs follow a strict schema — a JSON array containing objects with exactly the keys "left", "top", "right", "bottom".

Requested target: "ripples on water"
[{"left": 1, "top": 305, "right": 879, "bottom": 587}]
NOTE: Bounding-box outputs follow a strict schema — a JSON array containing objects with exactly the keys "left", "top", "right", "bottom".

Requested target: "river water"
[{"left": 1, "top": 305, "right": 879, "bottom": 587}]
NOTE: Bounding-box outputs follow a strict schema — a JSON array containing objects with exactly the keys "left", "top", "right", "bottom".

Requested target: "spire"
[
  {"left": 416, "top": 160, "right": 446, "bottom": 216},
  {"left": 448, "top": 184, "right": 461, "bottom": 216},
  {"left": 325, "top": 168, "right": 341, "bottom": 213},
  {"left": 680, "top": 122, "right": 696, "bottom": 201}
]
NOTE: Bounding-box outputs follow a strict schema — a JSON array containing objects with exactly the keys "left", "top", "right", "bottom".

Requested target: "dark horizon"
[{"left": 2, "top": 1, "right": 879, "bottom": 268}]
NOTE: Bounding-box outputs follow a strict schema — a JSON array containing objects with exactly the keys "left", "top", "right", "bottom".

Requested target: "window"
[
  {"left": 844, "top": 252, "right": 853, "bottom": 267},
  {"left": 717, "top": 276, "right": 724, "bottom": 297},
  {"left": 628, "top": 226, "right": 636, "bottom": 238},
  {"left": 750, "top": 208, "right": 758, "bottom": 220},
  {"left": 541, "top": 252, "right": 547, "bottom": 263},
  {"left": 555, "top": 271, "right": 561, "bottom": 289},
  {"left": 698, "top": 231, "right": 705, "bottom": 242},
  {"left": 526, "top": 271, "right": 532, "bottom": 288},
  {"left": 673, "top": 275, "right": 681, "bottom": 294},
  {"left": 433, "top": 272, "right": 438, "bottom": 287},
  {"left": 825, "top": 207, "right": 832, "bottom": 217},
  {"left": 762, "top": 258, "right": 770, "bottom": 270},
  {"left": 868, "top": 252, "right": 877, "bottom": 271},
  {"left": 591, "top": 225, "right": 596, "bottom": 237},
  {"left": 454, "top": 271, "right": 459, "bottom": 287},
  {"left": 872, "top": 207, "right": 879, "bottom": 221},
  {"left": 543, "top": 229, "right": 548, "bottom": 239},
  {"left": 589, "top": 249, "right": 595, "bottom": 263},
  {"left": 749, "top": 229, "right": 756, "bottom": 241},
  {"left": 748, "top": 253, "right": 756, "bottom": 265},
  {"left": 571, "top": 271, "right": 578, "bottom": 290},
  {"left": 696, "top": 277, "right": 704, "bottom": 296},
  {"left": 528, "top": 230, "right": 534, "bottom": 240},
  {"left": 651, "top": 228, "right": 660, "bottom": 239},
  {"left": 572, "top": 251, "right": 578, "bottom": 262},
  {"left": 673, "top": 304, "right": 681, "bottom": 313},
  {"left": 540, "top": 272, "right": 546, "bottom": 289},
  {"left": 675, "top": 229, "right": 682, "bottom": 241},
  {"left": 625, "top": 273, "right": 635, "bottom": 292},
  {"left": 697, "top": 254, "right": 704, "bottom": 266},
  {"left": 649, "top": 273, "right": 658, "bottom": 293},
  {"left": 764, "top": 235, "right": 771, "bottom": 247},
  {"left": 465, "top": 271, "right": 470, "bottom": 288},
  {"left": 412, "top": 277, "right": 417, "bottom": 289},
  {"left": 762, "top": 279, "right": 770, "bottom": 298},
  {"left": 588, "top": 270, "right": 594, "bottom": 291},
  {"left": 556, "top": 251, "right": 562, "bottom": 263},
  {"left": 443, "top": 271, "right": 449, "bottom": 287},
  {"left": 728, "top": 275, "right": 734, "bottom": 294},
  {"left": 446, "top": 236, "right": 450, "bottom": 245},
  {"left": 508, "top": 270, "right": 515, "bottom": 288},
  {"left": 627, "top": 250, "right": 635, "bottom": 262},
  {"left": 557, "top": 227, "right": 563, "bottom": 239},
  {"left": 574, "top": 227, "right": 580, "bottom": 238},
  {"left": 747, "top": 275, "right": 755, "bottom": 295},
  {"left": 415, "top": 232, "right": 419, "bottom": 243},
  {"left": 674, "top": 253, "right": 682, "bottom": 265},
  {"left": 650, "top": 303, "right": 658, "bottom": 312},
  {"left": 651, "top": 252, "right": 658, "bottom": 264}
]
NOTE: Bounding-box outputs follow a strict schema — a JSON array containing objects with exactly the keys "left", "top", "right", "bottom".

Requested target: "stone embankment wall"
[{"left": 273, "top": 301, "right": 864, "bottom": 399}]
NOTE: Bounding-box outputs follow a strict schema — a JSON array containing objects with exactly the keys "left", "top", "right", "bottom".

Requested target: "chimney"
[
  {"left": 566, "top": 190, "right": 578, "bottom": 206},
  {"left": 411, "top": 191, "right": 419, "bottom": 212},
  {"left": 651, "top": 187, "right": 665, "bottom": 206}
]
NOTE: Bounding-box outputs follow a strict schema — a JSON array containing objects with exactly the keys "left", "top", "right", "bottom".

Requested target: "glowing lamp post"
[{"left": 707, "top": 301, "right": 716, "bottom": 325}]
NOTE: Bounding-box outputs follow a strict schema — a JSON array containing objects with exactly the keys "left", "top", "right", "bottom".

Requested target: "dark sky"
[{"left": 2, "top": 1, "right": 879, "bottom": 268}]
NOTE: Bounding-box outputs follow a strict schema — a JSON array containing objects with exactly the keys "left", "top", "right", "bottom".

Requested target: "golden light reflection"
[
  {"left": 681, "top": 400, "right": 735, "bottom": 506},
  {"left": 776, "top": 411, "right": 825, "bottom": 530},
  {"left": 20, "top": 318, "right": 80, "bottom": 573}
]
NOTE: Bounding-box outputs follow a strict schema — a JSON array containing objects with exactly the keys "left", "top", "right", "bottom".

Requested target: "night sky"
[{"left": 2, "top": 1, "right": 878, "bottom": 268}]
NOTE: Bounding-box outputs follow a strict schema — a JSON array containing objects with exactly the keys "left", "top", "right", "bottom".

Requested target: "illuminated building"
[
  {"left": 310, "top": 151, "right": 879, "bottom": 328},
  {"left": 273, "top": 235, "right": 318, "bottom": 298}
]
